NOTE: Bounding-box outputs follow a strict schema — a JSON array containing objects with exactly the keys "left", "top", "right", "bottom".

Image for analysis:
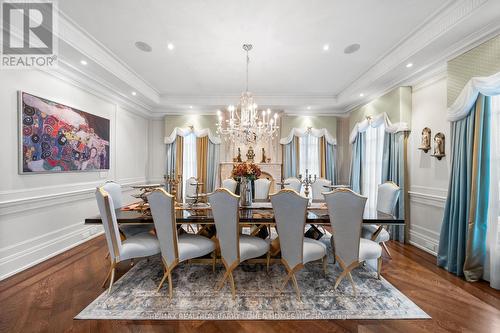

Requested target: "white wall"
[
  {"left": 0, "top": 69, "right": 149, "bottom": 280},
  {"left": 147, "top": 118, "right": 167, "bottom": 183},
  {"left": 408, "top": 74, "right": 450, "bottom": 255}
]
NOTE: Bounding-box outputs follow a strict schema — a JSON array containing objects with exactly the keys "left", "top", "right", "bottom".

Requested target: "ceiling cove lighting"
[
  {"left": 406, "top": 62, "right": 413, "bottom": 68},
  {"left": 167, "top": 43, "right": 175, "bottom": 50},
  {"left": 216, "top": 44, "right": 279, "bottom": 145},
  {"left": 80, "top": 60, "right": 87, "bottom": 65}
]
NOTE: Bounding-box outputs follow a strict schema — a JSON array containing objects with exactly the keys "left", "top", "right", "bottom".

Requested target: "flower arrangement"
[{"left": 231, "top": 162, "right": 261, "bottom": 181}]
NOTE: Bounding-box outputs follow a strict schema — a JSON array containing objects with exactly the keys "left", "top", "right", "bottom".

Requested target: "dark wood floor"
[{"left": 0, "top": 236, "right": 499, "bottom": 333}]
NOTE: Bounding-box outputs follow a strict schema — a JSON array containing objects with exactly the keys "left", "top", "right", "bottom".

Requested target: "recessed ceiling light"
[
  {"left": 167, "top": 43, "right": 175, "bottom": 50},
  {"left": 406, "top": 62, "right": 413, "bottom": 68},
  {"left": 135, "top": 41, "right": 152, "bottom": 52},
  {"left": 307, "top": 106, "right": 311, "bottom": 110},
  {"left": 359, "top": 93, "right": 364, "bottom": 97},
  {"left": 323, "top": 44, "right": 329, "bottom": 51},
  {"left": 189, "top": 105, "right": 193, "bottom": 109},
  {"left": 344, "top": 43, "right": 361, "bottom": 54},
  {"left": 131, "top": 91, "right": 137, "bottom": 96},
  {"left": 80, "top": 60, "right": 87, "bottom": 65}
]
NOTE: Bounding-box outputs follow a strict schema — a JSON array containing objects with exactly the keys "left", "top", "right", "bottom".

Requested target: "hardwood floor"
[{"left": 0, "top": 236, "right": 499, "bottom": 333}]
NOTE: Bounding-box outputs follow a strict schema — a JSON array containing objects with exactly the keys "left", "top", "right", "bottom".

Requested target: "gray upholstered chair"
[
  {"left": 284, "top": 177, "right": 302, "bottom": 193},
  {"left": 311, "top": 178, "right": 331, "bottom": 202},
  {"left": 208, "top": 188, "right": 270, "bottom": 299},
  {"left": 254, "top": 178, "right": 271, "bottom": 201},
  {"left": 102, "top": 181, "right": 154, "bottom": 237},
  {"left": 270, "top": 189, "right": 327, "bottom": 300},
  {"left": 324, "top": 189, "right": 382, "bottom": 295},
  {"left": 184, "top": 176, "right": 198, "bottom": 203},
  {"left": 148, "top": 189, "right": 216, "bottom": 298},
  {"left": 361, "top": 182, "right": 400, "bottom": 258},
  {"left": 221, "top": 178, "right": 238, "bottom": 193},
  {"left": 95, "top": 187, "right": 160, "bottom": 293}
]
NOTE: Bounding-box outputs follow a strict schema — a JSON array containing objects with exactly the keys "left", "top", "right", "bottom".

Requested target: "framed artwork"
[{"left": 19, "top": 91, "right": 110, "bottom": 173}]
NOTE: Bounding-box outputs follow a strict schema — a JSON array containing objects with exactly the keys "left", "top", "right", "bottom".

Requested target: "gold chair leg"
[
  {"left": 280, "top": 270, "right": 294, "bottom": 291},
  {"left": 228, "top": 271, "right": 236, "bottom": 300},
  {"left": 334, "top": 269, "right": 348, "bottom": 290},
  {"left": 291, "top": 273, "right": 301, "bottom": 300},
  {"left": 107, "top": 267, "right": 116, "bottom": 294},
  {"left": 211, "top": 251, "right": 216, "bottom": 273},
  {"left": 347, "top": 272, "right": 357, "bottom": 296},
  {"left": 266, "top": 251, "right": 270, "bottom": 273},
  {"left": 377, "top": 256, "right": 382, "bottom": 279},
  {"left": 322, "top": 255, "right": 328, "bottom": 277},
  {"left": 382, "top": 242, "right": 392, "bottom": 259},
  {"left": 167, "top": 272, "right": 173, "bottom": 299},
  {"left": 101, "top": 267, "right": 112, "bottom": 288},
  {"left": 157, "top": 272, "right": 168, "bottom": 292},
  {"left": 216, "top": 270, "right": 230, "bottom": 291}
]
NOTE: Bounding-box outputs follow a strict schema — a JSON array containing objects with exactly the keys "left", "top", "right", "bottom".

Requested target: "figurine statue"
[
  {"left": 246, "top": 146, "right": 255, "bottom": 162},
  {"left": 236, "top": 148, "right": 242, "bottom": 162},
  {"left": 432, "top": 133, "right": 445, "bottom": 160},
  {"left": 419, "top": 127, "right": 431, "bottom": 152},
  {"left": 260, "top": 147, "right": 267, "bottom": 163}
]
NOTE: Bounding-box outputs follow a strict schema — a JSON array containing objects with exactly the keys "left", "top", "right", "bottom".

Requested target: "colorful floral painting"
[{"left": 20, "top": 92, "right": 110, "bottom": 173}]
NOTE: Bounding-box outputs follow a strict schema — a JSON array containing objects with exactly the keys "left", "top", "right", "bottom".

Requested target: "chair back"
[
  {"left": 222, "top": 178, "right": 238, "bottom": 193},
  {"left": 312, "top": 178, "right": 331, "bottom": 201},
  {"left": 377, "top": 182, "right": 400, "bottom": 216},
  {"left": 208, "top": 188, "right": 240, "bottom": 265},
  {"left": 284, "top": 177, "right": 302, "bottom": 193},
  {"left": 254, "top": 178, "right": 271, "bottom": 200},
  {"left": 185, "top": 177, "right": 197, "bottom": 202},
  {"left": 271, "top": 190, "right": 308, "bottom": 269},
  {"left": 95, "top": 187, "right": 122, "bottom": 262},
  {"left": 324, "top": 189, "right": 367, "bottom": 265},
  {"left": 102, "top": 181, "right": 123, "bottom": 209},
  {"left": 148, "top": 189, "right": 178, "bottom": 268}
]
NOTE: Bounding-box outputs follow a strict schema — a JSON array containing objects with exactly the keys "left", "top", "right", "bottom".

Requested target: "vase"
[{"left": 240, "top": 178, "right": 253, "bottom": 207}]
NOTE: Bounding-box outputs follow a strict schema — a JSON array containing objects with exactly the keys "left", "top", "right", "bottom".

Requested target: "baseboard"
[
  {"left": 0, "top": 224, "right": 103, "bottom": 281},
  {"left": 409, "top": 229, "right": 439, "bottom": 256}
]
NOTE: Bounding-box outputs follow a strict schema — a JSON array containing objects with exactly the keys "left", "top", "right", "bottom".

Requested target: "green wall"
[
  {"left": 281, "top": 115, "right": 337, "bottom": 139},
  {"left": 448, "top": 33, "right": 500, "bottom": 106},
  {"left": 164, "top": 114, "right": 218, "bottom": 136},
  {"left": 349, "top": 87, "right": 411, "bottom": 131}
]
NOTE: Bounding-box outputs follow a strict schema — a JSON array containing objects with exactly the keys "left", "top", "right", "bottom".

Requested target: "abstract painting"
[{"left": 20, "top": 92, "right": 110, "bottom": 173}]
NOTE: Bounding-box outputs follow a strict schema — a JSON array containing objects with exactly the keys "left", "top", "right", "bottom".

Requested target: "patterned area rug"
[{"left": 76, "top": 238, "right": 429, "bottom": 320}]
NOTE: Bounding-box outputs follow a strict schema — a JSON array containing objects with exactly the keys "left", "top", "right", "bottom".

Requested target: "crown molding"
[
  {"left": 337, "top": 0, "right": 490, "bottom": 107},
  {"left": 56, "top": 10, "right": 160, "bottom": 104}
]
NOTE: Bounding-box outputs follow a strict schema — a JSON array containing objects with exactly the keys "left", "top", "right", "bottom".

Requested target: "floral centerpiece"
[
  {"left": 231, "top": 162, "right": 261, "bottom": 181},
  {"left": 231, "top": 162, "right": 261, "bottom": 206}
]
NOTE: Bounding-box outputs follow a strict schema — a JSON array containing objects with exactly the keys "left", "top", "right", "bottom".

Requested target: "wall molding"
[{"left": 409, "top": 191, "right": 447, "bottom": 209}]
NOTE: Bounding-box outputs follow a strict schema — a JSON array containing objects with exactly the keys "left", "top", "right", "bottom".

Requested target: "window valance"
[
  {"left": 164, "top": 127, "right": 221, "bottom": 145},
  {"left": 349, "top": 112, "right": 409, "bottom": 144},
  {"left": 447, "top": 71, "right": 500, "bottom": 122},
  {"left": 280, "top": 128, "right": 337, "bottom": 145}
]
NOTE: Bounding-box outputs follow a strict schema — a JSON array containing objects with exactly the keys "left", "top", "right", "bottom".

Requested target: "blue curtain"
[
  {"left": 438, "top": 94, "right": 491, "bottom": 280},
  {"left": 283, "top": 137, "right": 299, "bottom": 179},
  {"left": 349, "top": 132, "right": 365, "bottom": 194},
  {"left": 165, "top": 140, "right": 176, "bottom": 190},
  {"left": 382, "top": 131, "right": 406, "bottom": 242},
  {"left": 206, "top": 141, "right": 220, "bottom": 193},
  {"left": 326, "top": 142, "right": 337, "bottom": 185}
]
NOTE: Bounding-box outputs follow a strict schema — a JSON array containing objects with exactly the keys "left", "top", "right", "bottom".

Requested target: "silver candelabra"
[{"left": 298, "top": 169, "right": 317, "bottom": 199}]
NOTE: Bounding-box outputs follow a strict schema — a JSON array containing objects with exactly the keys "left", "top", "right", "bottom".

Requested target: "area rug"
[{"left": 76, "top": 237, "right": 429, "bottom": 320}]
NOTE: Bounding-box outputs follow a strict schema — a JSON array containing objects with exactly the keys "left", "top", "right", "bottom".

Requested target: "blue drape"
[
  {"left": 349, "top": 132, "right": 365, "bottom": 194},
  {"left": 326, "top": 142, "right": 337, "bottom": 184},
  {"left": 283, "top": 137, "right": 299, "bottom": 179},
  {"left": 438, "top": 95, "right": 491, "bottom": 279},
  {"left": 382, "top": 131, "right": 406, "bottom": 242},
  {"left": 165, "top": 140, "right": 176, "bottom": 191},
  {"left": 206, "top": 141, "right": 220, "bottom": 193}
]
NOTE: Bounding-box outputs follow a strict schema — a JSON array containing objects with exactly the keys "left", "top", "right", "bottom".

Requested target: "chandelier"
[{"left": 216, "top": 44, "right": 279, "bottom": 145}]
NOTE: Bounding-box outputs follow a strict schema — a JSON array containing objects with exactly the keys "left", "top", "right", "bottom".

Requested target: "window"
[
  {"left": 299, "top": 133, "right": 320, "bottom": 180},
  {"left": 492, "top": 95, "right": 500, "bottom": 217},
  {"left": 362, "top": 124, "right": 385, "bottom": 218},
  {"left": 182, "top": 133, "right": 197, "bottom": 199}
]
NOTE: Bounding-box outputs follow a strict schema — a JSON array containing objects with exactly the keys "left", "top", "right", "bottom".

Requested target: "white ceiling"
[{"left": 55, "top": 0, "right": 500, "bottom": 115}]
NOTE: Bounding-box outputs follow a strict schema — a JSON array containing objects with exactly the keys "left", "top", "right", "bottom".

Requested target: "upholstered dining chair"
[
  {"left": 102, "top": 181, "right": 154, "bottom": 237},
  {"left": 95, "top": 187, "right": 160, "bottom": 293},
  {"left": 222, "top": 178, "right": 238, "bottom": 194},
  {"left": 184, "top": 176, "right": 198, "bottom": 203},
  {"left": 270, "top": 189, "right": 327, "bottom": 300},
  {"left": 284, "top": 177, "right": 302, "bottom": 193},
  {"left": 148, "top": 189, "right": 216, "bottom": 298},
  {"left": 254, "top": 178, "right": 271, "bottom": 201},
  {"left": 324, "top": 189, "right": 382, "bottom": 295},
  {"left": 311, "top": 178, "right": 331, "bottom": 202},
  {"left": 208, "top": 188, "right": 271, "bottom": 299},
  {"left": 361, "top": 182, "right": 400, "bottom": 258}
]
